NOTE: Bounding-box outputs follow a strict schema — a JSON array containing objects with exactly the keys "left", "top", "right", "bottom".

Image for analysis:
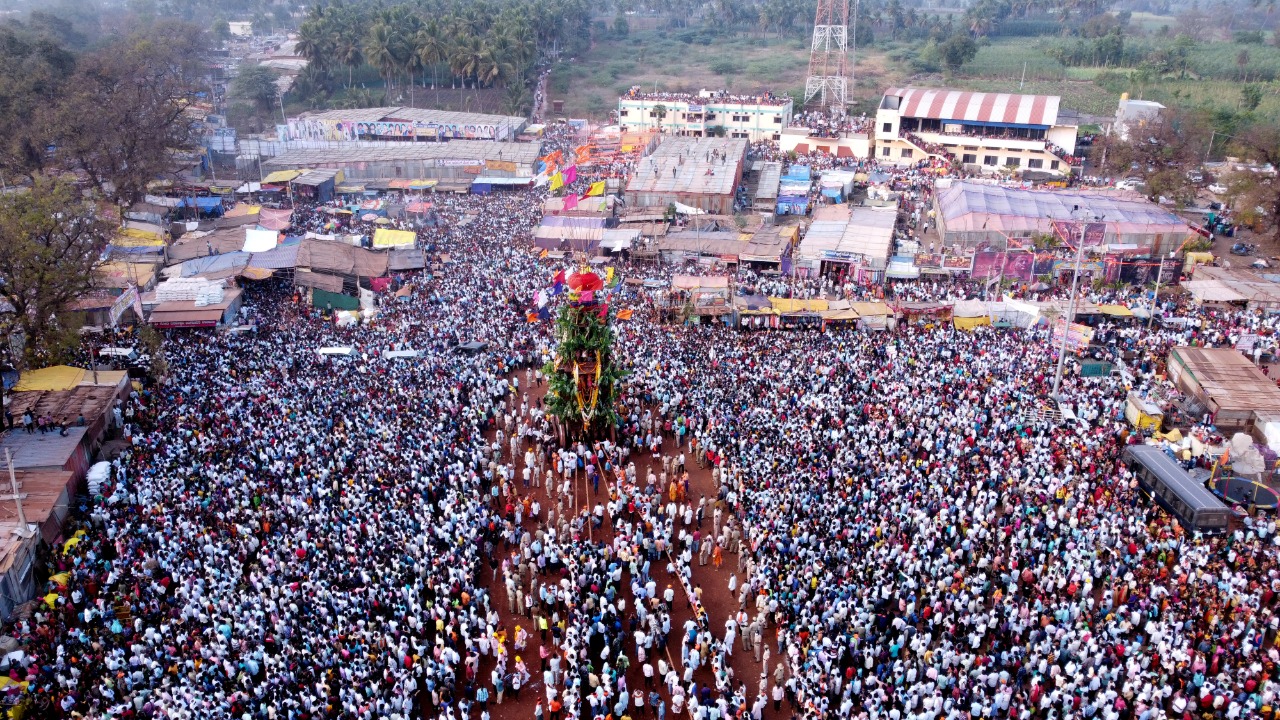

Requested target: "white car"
[
  {"left": 1116, "top": 178, "right": 1145, "bottom": 191},
  {"left": 1208, "top": 183, "right": 1227, "bottom": 194}
]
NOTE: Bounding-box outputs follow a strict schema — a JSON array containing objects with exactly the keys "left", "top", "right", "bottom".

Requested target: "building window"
[
  {"left": 1005, "top": 157, "right": 1020, "bottom": 167},
  {"left": 732, "top": 131, "right": 749, "bottom": 138},
  {"left": 881, "top": 146, "right": 891, "bottom": 157},
  {"left": 619, "top": 110, "right": 629, "bottom": 117},
  {"left": 963, "top": 146, "right": 978, "bottom": 151},
  {"left": 704, "top": 113, "right": 716, "bottom": 120},
  {"left": 882, "top": 122, "right": 892, "bottom": 133},
  {"left": 1051, "top": 160, "right": 1060, "bottom": 169},
  {"left": 772, "top": 134, "right": 780, "bottom": 141},
  {"left": 962, "top": 154, "right": 977, "bottom": 164},
  {"left": 1027, "top": 158, "right": 1044, "bottom": 169},
  {"left": 731, "top": 114, "right": 749, "bottom": 122},
  {"left": 901, "top": 148, "right": 913, "bottom": 158},
  {"left": 774, "top": 116, "right": 783, "bottom": 123},
  {"left": 983, "top": 155, "right": 998, "bottom": 166}
]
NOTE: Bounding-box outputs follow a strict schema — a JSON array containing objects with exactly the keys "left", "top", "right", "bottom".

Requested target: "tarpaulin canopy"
[
  {"left": 115, "top": 228, "right": 165, "bottom": 247},
  {"left": 224, "top": 204, "right": 261, "bottom": 218},
  {"left": 372, "top": 228, "right": 416, "bottom": 248},
  {"left": 13, "top": 366, "right": 86, "bottom": 392},
  {"left": 248, "top": 245, "right": 300, "bottom": 270},
  {"left": 937, "top": 181, "right": 1192, "bottom": 238},
  {"left": 243, "top": 228, "right": 278, "bottom": 253},
  {"left": 769, "top": 297, "right": 829, "bottom": 313},
  {"left": 178, "top": 197, "right": 225, "bottom": 212},
  {"left": 257, "top": 208, "right": 293, "bottom": 231},
  {"left": 1098, "top": 304, "right": 1134, "bottom": 316},
  {"left": 179, "top": 252, "right": 250, "bottom": 278},
  {"left": 262, "top": 170, "right": 302, "bottom": 184}
]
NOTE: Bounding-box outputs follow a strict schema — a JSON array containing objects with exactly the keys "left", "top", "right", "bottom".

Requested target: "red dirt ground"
[{"left": 419, "top": 378, "right": 782, "bottom": 719}]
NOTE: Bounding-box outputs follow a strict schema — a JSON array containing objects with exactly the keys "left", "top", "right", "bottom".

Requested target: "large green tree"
[{"left": 0, "top": 175, "right": 114, "bottom": 365}]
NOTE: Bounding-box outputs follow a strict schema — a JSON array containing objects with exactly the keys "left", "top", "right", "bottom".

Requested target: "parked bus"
[{"left": 1123, "top": 445, "right": 1230, "bottom": 533}]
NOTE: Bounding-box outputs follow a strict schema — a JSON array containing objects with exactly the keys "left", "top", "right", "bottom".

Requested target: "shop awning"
[
  {"left": 1098, "top": 304, "right": 1134, "bottom": 317},
  {"left": 149, "top": 308, "right": 225, "bottom": 328},
  {"left": 262, "top": 170, "right": 302, "bottom": 184}
]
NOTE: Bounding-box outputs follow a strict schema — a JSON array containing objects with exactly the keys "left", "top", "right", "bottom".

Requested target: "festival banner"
[
  {"left": 1050, "top": 319, "right": 1095, "bottom": 352},
  {"left": 549, "top": 173, "right": 564, "bottom": 191},
  {"left": 563, "top": 165, "right": 578, "bottom": 185},
  {"left": 587, "top": 181, "right": 606, "bottom": 197},
  {"left": 485, "top": 159, "right": 517, "bottom": 173},
  {"left": 110, "top": 285, "right": 138, "bottom": 327}
]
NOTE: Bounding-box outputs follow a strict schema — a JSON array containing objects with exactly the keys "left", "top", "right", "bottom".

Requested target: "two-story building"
[
  {"left": 875, "top": 87, "right": 1080, "bottom": 176},
  {"left": 617, "top": 89, "right": 792, "bottom": 142}
]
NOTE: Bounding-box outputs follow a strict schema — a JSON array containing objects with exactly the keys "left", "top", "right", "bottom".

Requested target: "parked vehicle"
[
  {"left": 1208, "top": 183, "right": 1227, "bottom": 194},
  {"left": 1123, "top": 445, "right": 1230, "bottom": 534}
]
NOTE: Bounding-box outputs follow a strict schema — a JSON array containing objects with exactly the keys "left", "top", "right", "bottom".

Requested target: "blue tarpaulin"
[{"left": 178, "top": 197, "right": 225, "bottom": 214}]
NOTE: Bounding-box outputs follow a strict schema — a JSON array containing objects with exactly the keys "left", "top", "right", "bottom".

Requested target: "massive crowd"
[{"left": 5, "top": 126, "right": 1280, "bottom": 720}]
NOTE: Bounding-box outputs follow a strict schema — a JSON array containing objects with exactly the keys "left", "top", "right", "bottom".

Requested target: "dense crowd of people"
[{"left": 4, "top": 123, "right": 1279, "bottom": 720}]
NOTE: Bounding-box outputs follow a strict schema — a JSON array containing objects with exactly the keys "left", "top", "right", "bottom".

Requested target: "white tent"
[
  {"left": 243, "top": 228, "right": 278, "bottom": 253},
  {"left": 672, "top": 202, "right": 706, "bottom": 216}
]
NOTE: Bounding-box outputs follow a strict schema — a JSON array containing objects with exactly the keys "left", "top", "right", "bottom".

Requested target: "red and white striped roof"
[{"left": 885, "top": 87, "right": 1061, "bottom": 127}]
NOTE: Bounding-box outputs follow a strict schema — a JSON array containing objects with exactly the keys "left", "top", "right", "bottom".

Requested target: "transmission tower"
[{"left": 803, "top": 0, "right": 857, "bottom": 114}]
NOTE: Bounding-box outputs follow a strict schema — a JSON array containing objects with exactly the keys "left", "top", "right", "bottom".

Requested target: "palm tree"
[
  {"left": 654, "top": 103, "right": 668, "bottom": 134},
  {"left": 503, "top": 84, "right": 532, "bottom": 117},
  {"left": 452, "top": 35, "right": 496, "bottom": 90},
  {"left": 332, "top": 27, "right": 364, "bottom": 89},
  {"left": 416, "top": 22, "right": 448, "bottom": 88},
  {"left": 365, "top": 22, "right": 400, "bottom": 92},
  {"left": 295, "top": 20, "right": 331, "bottom": 71}
]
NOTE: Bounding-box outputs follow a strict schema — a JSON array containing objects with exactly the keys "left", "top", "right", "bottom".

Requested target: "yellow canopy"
[
  {"left": 1098, "top": 304, "right": 1133, "bottom": 317},
  {"left": 372, "top": 228, "right": 416, "bottom": 248},
  {"left": 14, "top": 365, "right": 86, "bottom": 392},
  {"left": 224, "top": 204, "right": 261, "bottom": 218},
  {"left": 768, "top": 297, "right": 829, "bottom": 313},
  {"left": 262, "top": 170, "right": 302, "bottom": 184},
  {"left": 115, "top": 228, "right": 165, "bottom": 247},
  {"left": 954, "top": 315, "right": 991, "bottom": 330}
]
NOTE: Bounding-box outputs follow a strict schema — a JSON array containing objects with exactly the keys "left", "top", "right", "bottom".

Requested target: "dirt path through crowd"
[{"left": 418, "top": 374, "right": 779, "bottom": 719}]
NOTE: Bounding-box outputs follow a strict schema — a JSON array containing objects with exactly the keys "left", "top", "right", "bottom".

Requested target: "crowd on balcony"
[
  {"left": 787, "top": 111, "right": 870, "bottom": 138},
  {"left": 901, "top": 131, "right": 955, "bottom": 164},
  {"left": 622, "top": 87, "right": 791, "bottom": 107}
]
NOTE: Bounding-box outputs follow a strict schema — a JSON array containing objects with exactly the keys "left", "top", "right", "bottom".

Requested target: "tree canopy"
[{"left": 0, "top": 176, "right": 115, "bottom": 365}]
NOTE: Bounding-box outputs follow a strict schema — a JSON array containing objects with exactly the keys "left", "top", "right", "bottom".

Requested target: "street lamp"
[{"left": 1051, "top": 206, "right": 1104, "bottom": 399}]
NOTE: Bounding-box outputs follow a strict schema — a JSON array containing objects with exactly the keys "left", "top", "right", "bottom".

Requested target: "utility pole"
[
  {"left": 1205, "top": 130, "right": 1216, "bottom": 164},
  {"left": 2, "top": 449, "right": 33, "bottom": 539},
  {"left": 1020, "top": 61, "right": 1027, "bottom": 91},
  {"left": 1052, "top": 209, "right": 1100, "bottom": 399},
  {"left": 1148, "top": 251, "right": 1175, "bottom": 332}
]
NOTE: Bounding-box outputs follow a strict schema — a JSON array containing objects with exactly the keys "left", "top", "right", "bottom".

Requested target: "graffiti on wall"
[{"left": 283, "top": 117, "right": 507, "bottom": 141}]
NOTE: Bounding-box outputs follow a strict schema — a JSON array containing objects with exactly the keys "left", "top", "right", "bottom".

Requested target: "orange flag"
[{"left": 616, "top": 308, "right": 634, "bottom": 320}]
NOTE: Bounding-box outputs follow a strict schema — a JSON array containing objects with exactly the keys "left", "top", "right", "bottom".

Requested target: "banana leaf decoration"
[{"left": 588, "top": 350, "right": 602, "bottom": 416}]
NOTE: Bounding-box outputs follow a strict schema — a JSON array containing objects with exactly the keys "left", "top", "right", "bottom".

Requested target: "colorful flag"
[
  {"left": 553, "top": 270, "right": 565, "bottom": 285},
  {"left": 616, "top": 308, "right": 633, "bottom": 320},
  {"left": 604, "top": 266, "right": 615, "bottom": 286},
  {"left": 587, "top": 181, "right": 606, "bottom": 197},
  {"left": 526, "top": 311, "right": 539, "bottom": 323},
  {"left": 539, "top": 249, "right": 549, "bottom": 258},
  {"left": 563, "top": 165, "right": 577, "bottom": 185},
  {"left": 549, "top": 173, "right": 564, "bottom": 191}
]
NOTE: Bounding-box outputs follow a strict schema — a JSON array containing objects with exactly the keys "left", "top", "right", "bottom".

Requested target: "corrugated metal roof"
[
  {"left": 262, "top": 141, "right": 541, "bottom": 169},
  {"left": 886, "top": 87, "right": 1061, "bottom": 127},
  {"left": 626, "top": 137, "right": 748, "bottom": 198},
  {"left": 297, "top": 106, "right": 525, "bottom": 129},
  {"left": 0, "top": 427, "right": 87, "bottom": 470}
]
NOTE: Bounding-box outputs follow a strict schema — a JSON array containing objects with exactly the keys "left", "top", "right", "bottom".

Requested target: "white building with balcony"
[
  {"left": 874, "top": 87, "right": 1080, "bottom": 176},
  {"left": 617, "top": 89, "right": 792, "bottom": 142}
]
